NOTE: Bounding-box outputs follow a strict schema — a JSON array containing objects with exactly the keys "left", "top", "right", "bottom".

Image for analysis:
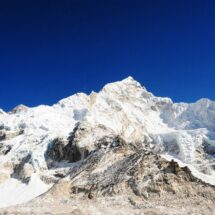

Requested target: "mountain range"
[{"left": 0, "top": 77, "right": 215, "bottom": 214}]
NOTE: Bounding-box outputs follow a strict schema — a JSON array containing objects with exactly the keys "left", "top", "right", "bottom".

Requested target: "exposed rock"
[
  {"left": 10, "top": 104, "right": 29, "bottom": 114},
  {"left": 203, "top": 140, "right": 215, "bottom": 155},
  {"left": 0, "top": 129, "right": 24, "bottom": 141},
  {"left": 0, "top": 143, "right": 12, "bottom": 155},
  {"left": 46, "top": 136, "right": 82, "bottom": 166},
  {"left": 11, "top": 154, "right": 35, "bottom": 183},
  {"left": 0, "top": 131, "right": 6, "bottom": 141},
  {"left": 4, "top": 136, "right": 215, "bottom": 215}
]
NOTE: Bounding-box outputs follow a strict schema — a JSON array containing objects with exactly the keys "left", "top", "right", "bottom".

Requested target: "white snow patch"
[{"left": 0, "top": 174, "right": 53, "bottom": 208}]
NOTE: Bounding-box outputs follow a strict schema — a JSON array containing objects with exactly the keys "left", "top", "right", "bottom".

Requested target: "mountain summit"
[{"left": 0, "top": 77, "right": 215, "bottom": 214}]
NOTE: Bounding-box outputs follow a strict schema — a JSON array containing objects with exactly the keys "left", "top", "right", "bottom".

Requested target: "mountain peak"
[
  {"left": 121, "top": 75, "right": 136, "bottom": 82},
  {"left": 119, "top": 76, "right": 143, "bottom": 87}
]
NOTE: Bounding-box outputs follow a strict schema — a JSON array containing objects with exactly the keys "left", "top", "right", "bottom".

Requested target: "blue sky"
[{"left": 0, "top": 0, "right": 215, "bottom": 111}]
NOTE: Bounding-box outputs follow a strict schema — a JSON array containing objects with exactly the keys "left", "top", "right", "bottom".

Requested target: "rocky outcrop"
[
  {"left": 11, "top": 154, "right": 35, "bottom": 183},
  {"left": 0, "top": 143, "right": 11, "bottom": 155},
  {"left": 3, "top": 134, "right": 215, "bottom": 214},
  {"left": 0, "top": 129, "right": 24, "bottom": 141},
  {"left": 65, "top": 141, "right": 210, "bottom": 200},
  {"left": 46, "top": 137, "right": 82, "bottom": 166},
  {"left": 0, "top": 129, "right": 24, "bottom": 156},
  {"left": 46, "top": 122, "right": 117, "bottom": 166}
]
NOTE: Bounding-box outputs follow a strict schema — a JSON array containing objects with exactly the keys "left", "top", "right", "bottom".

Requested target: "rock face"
[
  {"left": 4, "top": 134, "right": 215, "bottom": 215},
  {"left": 0, "top": 77, "right": 215, "bottom": 214}
]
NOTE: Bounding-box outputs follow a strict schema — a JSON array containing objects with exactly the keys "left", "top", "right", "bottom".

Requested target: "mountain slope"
[{"left": 0, "top": 77, "right": 215, "bottom": 214}]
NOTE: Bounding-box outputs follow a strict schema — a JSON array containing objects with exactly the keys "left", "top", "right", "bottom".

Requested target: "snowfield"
[{"left": 0, "top": 76, "right": 215, "bottom": 208}]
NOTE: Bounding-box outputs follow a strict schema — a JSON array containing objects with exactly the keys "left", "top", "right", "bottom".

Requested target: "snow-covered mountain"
[{"left": 0, "top": 77, "right": 215, "bottom": 214}]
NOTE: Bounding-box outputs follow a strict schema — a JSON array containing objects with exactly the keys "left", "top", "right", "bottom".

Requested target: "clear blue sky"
[{"left": 0, "top": 0, "right": 215, "bottom": 111}]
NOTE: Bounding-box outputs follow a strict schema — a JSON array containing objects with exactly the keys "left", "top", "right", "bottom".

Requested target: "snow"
[
  {"left": 0, "top": 76, "right": 215, "bottom": 207},
  {"left": 0, "top": 174, "right": 52, "bottom": 208}
]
